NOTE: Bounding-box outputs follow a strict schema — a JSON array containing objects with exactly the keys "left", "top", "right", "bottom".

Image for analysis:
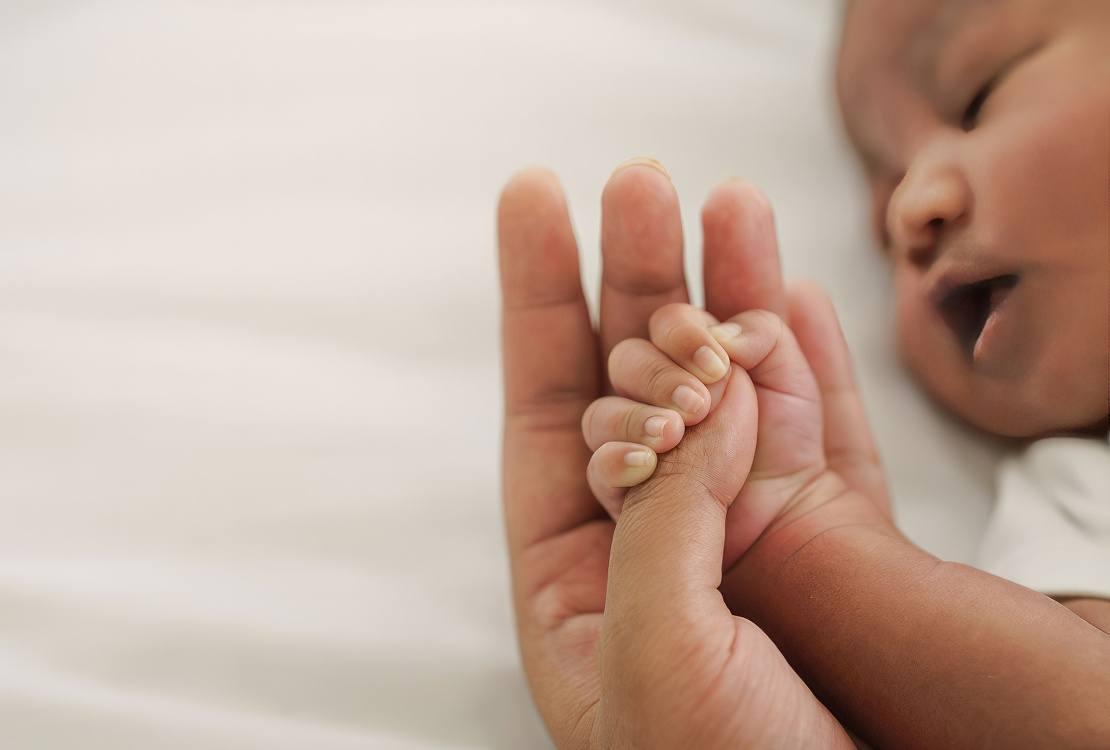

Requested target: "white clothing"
[{"left": 978, "top": 435, "right": 1110, "bottom": 599}]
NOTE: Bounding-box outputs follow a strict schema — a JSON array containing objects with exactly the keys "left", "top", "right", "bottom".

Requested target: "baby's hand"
[
  {"left": 583, "top": 300, "right": 876, "bottom": 569},
  {"left": 580, "top": 304, "right": 728, "bottom": 517}
]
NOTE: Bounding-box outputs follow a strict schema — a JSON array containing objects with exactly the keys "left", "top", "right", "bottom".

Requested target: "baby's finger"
[
  {"left": 581, "top": 396, "right": 684, "bottom": 453},
  {"left": 608, "top": 338, "right": 712, "bottom": 424},
  {"left": 587, "top": 441, "right": 657, "bottom": 520},
  {"left": 709, "top": 309, "right": 825, "bottom": 478},
  {"left": 648, "top": 303, "right": 731, "bottom": 385},
  {"left": 709, "top": 310, "right": 820, "bottom": 405}
]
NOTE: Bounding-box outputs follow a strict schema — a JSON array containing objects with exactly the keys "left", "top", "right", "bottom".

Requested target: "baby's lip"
[
  {"left": 927, "top": 258, "right": 1014, "bottom": 308},
  {"left": 929, "top": 269, "right": 1021, "bottom": 362}
]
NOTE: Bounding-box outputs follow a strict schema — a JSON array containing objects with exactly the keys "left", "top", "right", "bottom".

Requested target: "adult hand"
[{"left": 498, "top": 163, "right": 853, "bottom": 748}]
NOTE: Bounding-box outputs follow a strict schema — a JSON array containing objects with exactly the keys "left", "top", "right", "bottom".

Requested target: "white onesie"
[{"left": 977, "top": 433, "right": 1110, "bottom": 600}]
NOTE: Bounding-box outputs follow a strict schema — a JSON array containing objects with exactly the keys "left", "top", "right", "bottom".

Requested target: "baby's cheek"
[
  {"left": 893, "top": 276, "right": 965, "bottom": 404},
  {"left": 978, "top": 47, "right": 1110, "bottom": 259},
  {"left": 1033, "top": 295, "right": 1110, "bottom": 429},
  {"left": 892, "top": 275, "right": 928, "bottom": 367}
]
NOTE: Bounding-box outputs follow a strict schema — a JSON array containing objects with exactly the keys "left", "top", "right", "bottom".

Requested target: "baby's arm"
[
  {"left": 730, "top": 516, "right": 1110, "bottom": 749},
  {"left": 583, "top": 302, "right": 1110, "bottom": 749}
]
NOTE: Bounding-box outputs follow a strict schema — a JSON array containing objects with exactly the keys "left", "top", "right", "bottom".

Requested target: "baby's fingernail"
[
  {"left": 624, "top": 449, "right": 655, "bottom": 467},
  {"left": 710, "top": 322, "right": 742, "bottom": 341},
  {"left": 694, "top": 345, "right": 728, "bottom": 381},
  {"left": 672, "top": 385, "right": 704, "bottom": 414},
  {"left": 643, "top": 415, "right": 668, "bottom": 438}
]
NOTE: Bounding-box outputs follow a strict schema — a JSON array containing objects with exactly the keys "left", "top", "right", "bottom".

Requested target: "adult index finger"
[{"left": 498, "top": 168, "right": 604, "bottom": 554}]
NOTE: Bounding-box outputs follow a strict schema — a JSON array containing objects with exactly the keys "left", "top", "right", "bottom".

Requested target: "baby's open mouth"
[{"left": 937, "top": 274, "right": 1020, "bottom": 360}]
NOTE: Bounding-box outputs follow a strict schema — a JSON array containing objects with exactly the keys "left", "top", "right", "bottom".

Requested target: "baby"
[{"left": 579, "top": 0, "right": 1110, "bottom": 743}]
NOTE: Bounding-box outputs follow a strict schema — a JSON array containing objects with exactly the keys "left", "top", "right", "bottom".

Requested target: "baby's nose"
[
  {"left": 902, "top": 219, "right": 943, "bottom": 270},
  {"left": 887, "top": 157, "right": 972, "bottom": 266}
]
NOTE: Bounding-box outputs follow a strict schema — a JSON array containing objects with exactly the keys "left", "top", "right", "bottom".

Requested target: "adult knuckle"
[
  {"left": 643, "top": 459, "right": 701, "bottom": 495},
  {"left": 652, "top": 449, "right": 733, "bottom": 512},
  {"left": 620, "top": 474, "right": 670, "bottom": 515},
  {"left": 507, "top": 391, "right": 593, "bottom": 434},
  {"left": 652, "top": 453, "right": 695, "bottom": 480}
]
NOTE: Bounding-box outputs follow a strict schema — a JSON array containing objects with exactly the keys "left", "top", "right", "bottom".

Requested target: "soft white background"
[{"left": 0, "top": 1, "right": 1005, "bottom": 747}]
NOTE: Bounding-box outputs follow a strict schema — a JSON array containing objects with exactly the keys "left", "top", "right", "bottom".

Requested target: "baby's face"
[{"left": 836, "top": 0, "right": 1110, "bottom": 437}]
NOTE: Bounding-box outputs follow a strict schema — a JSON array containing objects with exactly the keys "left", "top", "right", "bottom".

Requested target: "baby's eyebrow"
[
  {"left": 839, "top": 0, "right": 993, "bottom": 177},
  {"left": 910, "top": 0, "right": 997, "bottom": 89}
]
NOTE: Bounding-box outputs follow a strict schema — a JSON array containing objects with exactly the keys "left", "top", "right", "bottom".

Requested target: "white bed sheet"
[{"left": 0, "top": 1, "right": 1005, "bottom": 747}]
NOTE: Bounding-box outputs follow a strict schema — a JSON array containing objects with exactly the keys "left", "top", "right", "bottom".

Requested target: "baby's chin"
[
  {"left": 899, "top": 328, "right": 1108, "bottom": 439},
  {"left": 926, "top": 372, "right": 1109, "bottom": 440},
  {"left": 964, "top": 407, "right": 1108, "bottom": 441}
]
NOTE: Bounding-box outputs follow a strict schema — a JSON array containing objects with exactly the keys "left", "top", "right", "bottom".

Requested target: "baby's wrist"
[
  {"left": 745, "top": 475, "right": 900, "bottom": 575},
  {"left": 722, "top": 491, "right": 911, "bottom": 628}
]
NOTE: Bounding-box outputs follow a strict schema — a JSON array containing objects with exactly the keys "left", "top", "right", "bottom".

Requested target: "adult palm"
[{"left": 498, "top": 163, "right": 854, "bottom": 749}]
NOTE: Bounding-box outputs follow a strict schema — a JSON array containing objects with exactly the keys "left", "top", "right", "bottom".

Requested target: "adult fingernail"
[
  {"left": 624, "top": 449, "right": 655, "bottom": 467},
  {"left": 710, "top": 322, "right": 742, "bottom": 341},
  {"left": 694, "top": 345, "right": 728, "bottom": 381},
  {"left": 643, "top": 415, "right": 668, "bottom": 438},
  {"left": 613, "top": 156, "right": 671, "bottom": 180},
  {"left": 672, "top": 385, "right": 704, "bottom": 414}
]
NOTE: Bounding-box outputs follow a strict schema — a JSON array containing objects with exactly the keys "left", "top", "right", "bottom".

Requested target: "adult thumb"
[{"left": 603, "top": 364, "right": 758, "bottom": 625}]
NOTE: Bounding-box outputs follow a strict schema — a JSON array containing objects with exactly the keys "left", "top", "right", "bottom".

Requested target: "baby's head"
[{"left": 835, "top": 0, "right": 1109, "bottom": 437}]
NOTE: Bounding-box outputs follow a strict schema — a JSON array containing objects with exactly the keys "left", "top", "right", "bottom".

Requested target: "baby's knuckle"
[
  {"left": 643, "top": 359, "right": 677, "bottom": 396},
  {"left": 649, "top": 303, "right": 679, "bottom": 330},
  {"left": 581, "top": 400, "right": 601, "bottom": 438},
  {"left": 607, "top": 338, "right": 635, "bottom": 371},
  {"left": 747, "top": 308, "right": 783, "bottom": 333},
  {"left": 619, "top": 404, "right": 642, "bottom": 440},
  {"left": 656, "top": 323, "right": 687, "bottom": 357}
]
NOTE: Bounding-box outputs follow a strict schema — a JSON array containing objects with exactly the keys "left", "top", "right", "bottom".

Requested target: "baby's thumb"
[{"left": 603, "top": 364, "right": 758, "bottom": 622}]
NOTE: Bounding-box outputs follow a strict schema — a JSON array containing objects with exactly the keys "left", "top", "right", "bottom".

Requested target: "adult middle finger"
[{"left": 599, "top": 158, "right": 689, "bottom": 387}]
